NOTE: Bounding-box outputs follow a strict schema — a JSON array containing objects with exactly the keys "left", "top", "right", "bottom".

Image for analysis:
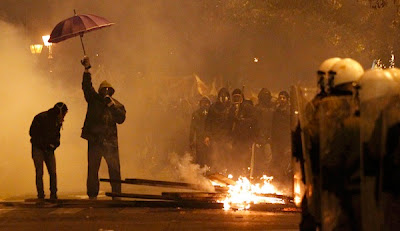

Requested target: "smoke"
[
  {"left": 168, "top": 153, "right": 214, "bottom": 192},
  {"left": 0, "top": 20, "right": 88, "bottom": 197},
  {"left": 0, "top": 0, "right": 400, "bottom": 198}
]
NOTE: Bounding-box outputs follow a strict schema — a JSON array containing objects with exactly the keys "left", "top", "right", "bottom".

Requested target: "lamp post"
[
  {"left": 30, "top": 44, "right": 43, "bottom": 54},
  {"left": 42, "top": 35, "right": 53, "bottom": 59}
]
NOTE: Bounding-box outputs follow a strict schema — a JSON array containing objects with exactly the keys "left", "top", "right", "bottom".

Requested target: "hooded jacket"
[
  {"left": 81, "top": 72, "right": 126, "bottom": 143},
  {"left": 30, "top": 108, "right": 62, "bottom": 151}
]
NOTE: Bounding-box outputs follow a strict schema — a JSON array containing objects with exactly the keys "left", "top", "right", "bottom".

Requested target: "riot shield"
[
  {"left": 290, "top": 86, "right": 317, "bottom": 209},
  {"left": 319, "top": 95, "right": 357, "bottom": 230},
  {"left": 361, "top": 94, "right": 400, "bottom": 231}
]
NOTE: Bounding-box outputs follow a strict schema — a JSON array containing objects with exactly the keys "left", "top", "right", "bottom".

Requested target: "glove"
[
  {"left": 104, "top": 95, "right": 114, "bottom": 107},
  {"left": 81, "top": 56, "right": 91, "bottom": 70}
]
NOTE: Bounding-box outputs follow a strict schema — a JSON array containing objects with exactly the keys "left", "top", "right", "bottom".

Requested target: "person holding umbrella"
[{"left": 81, "top": 56, "right": 126, "bottom": 199}]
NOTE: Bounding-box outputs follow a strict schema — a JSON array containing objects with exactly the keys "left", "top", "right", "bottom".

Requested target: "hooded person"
[
  {"left": 270, "top": 90, "right": 292, "bottom": 190},
  {"left": 253, "top": 88, "right": 275, "bottom": 177},
  {"left": 204, "top": 87, "right": 233, "bottom": 173},
  {"left": 29, "top": 102, "right": 68, "bottom": 200},
  {"left": 81, "top": 56, "right": 126, "bottom": 199},
  {"left": 189, "top": 96, "right": 211, "bottom": 167},
  {"left": 229, "top": 88, "right": 257, "bottom": 176}
]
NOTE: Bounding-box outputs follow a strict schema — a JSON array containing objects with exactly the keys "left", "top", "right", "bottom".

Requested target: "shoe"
[
  {"left": 50, "top": 194, "right": 58, "bottom": 200},
  {"left": 89, "top": 196, "right": 97, "bottom": 200}
]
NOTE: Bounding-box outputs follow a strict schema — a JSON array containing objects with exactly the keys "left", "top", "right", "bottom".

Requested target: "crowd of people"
[{"left": 189, "top": 86, "right": 292, "bottom": 185}]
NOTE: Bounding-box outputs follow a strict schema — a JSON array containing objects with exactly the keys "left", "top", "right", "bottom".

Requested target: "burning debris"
[{"left": 100, "top": 172, "right": 296, "bottom": 212}]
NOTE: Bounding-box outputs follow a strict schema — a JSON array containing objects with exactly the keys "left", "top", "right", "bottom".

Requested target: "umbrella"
[{"left": 49, "top": 10, "right": 114, "bottom": 55}]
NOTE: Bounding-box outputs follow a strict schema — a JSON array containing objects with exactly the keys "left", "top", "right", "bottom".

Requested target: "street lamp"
[
  {"left": 42, "top": 35, "right": 53, "bottom": 59},
  {"left": 30, "top": 44, "right": 43, "bottom": 54}
]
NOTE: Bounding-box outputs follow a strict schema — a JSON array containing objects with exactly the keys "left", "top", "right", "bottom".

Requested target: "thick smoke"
[{"left": 0, "top": 0, "right": 399, "bottom": 198}]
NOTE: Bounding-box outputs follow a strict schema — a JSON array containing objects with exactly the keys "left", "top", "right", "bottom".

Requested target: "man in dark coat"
[
  {"left": 189, "top": 96, "right": 211, "bottom": 167},
  {"left": 254, "top": 88, "right": 275, "bottom": 176},
  {"left": 29, "top": 102, "right": 68, "bottom": 200},
  {"left": 229, "top": 88, "right": 257, "bottom": 176},
  {"left": 204, "top": 88, "right": 232, "bottom": 172},
  {"left": 81, "top": 56, "right": 126, "bottom": 199},
  {"left": 271, "top": 91, "right": 292, "bottom": 186}
]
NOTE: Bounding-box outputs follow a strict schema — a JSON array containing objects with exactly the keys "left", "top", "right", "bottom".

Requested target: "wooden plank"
[
  {"left": 206, "top": 173, "right": 236, "bottom": 186},
  {"left": 124, "top": 178, "right": 199, "bottom": 188},
  {"left": 105, "top": 192, "right": 171, "bottom": 200},
  {"left": 100, "top": 178, "right": 200, "bottom": 190},
  {"left": 161, "top": 192, "right": 225, "bottom": 202},
  {"left": 254, "top": 193, "right": 294, "bottom": 202}
]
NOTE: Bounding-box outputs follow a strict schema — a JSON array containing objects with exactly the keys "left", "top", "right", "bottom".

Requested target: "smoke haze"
[{"left": 0, "top": 0, "right": 399, "bottom": 197}]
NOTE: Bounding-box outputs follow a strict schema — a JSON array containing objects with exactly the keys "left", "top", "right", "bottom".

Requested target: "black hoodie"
[{"left": 29, "top": 108, "right": 62, "bottom": 151}]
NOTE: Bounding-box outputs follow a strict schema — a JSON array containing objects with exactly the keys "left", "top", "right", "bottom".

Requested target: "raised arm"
[
  {"left": 81, "top": 56, "right": 97, "bottom": 103},
  {"left": 82, "top": 72, "right": 98, "bottom": 103}
]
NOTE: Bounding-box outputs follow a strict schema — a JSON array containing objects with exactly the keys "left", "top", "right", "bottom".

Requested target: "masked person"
[
  {"left": 254, "top": 88, "right": 275, "bottom": 176},
  {"left": 29, "top": 102, "right": 68, "bottom": 200},
  {"left": 229, "top": 88, "right": 257, "bottom": 177},
  {"left": 204, "top": 88, "right": 232, "bottom": 173},
  {"left": 189, "top": 96, "right": 211, "bottom": 167},
  {"left": 81, "top": 56, "right": 126, "bottom": 200},
  {"left": 270, "top": 91, "right": 292, "bottom": 189}
]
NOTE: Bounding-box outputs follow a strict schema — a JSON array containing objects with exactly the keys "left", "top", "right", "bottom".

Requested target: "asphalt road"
[{"left": 0, "top": 204, "right": 300, "bottom": 231}]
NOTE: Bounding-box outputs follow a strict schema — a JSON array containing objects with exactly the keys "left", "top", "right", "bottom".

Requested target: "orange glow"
[
  {"left": 213, "top": 175, "right": 285, "bottom": 211},
  {"left": 30, "top": 44, "right": 43, "bottom": 54}
]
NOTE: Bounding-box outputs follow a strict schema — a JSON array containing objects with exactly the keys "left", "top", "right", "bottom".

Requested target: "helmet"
[
  {"left": 317, "top": 57, "right": 342, "bottom": 82},
  {"left": 385, "top": 68, "right": 400, "bottom": 85},
  {"left": 357, "top": 69, "right": 396, "bottom": 101},
  {"left": 328, "top": 58, "right": 364, "bottom": 89}
]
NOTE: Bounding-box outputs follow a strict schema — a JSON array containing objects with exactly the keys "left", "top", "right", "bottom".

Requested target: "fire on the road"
[{"left": 212, "top": 175, "right": 286, "bottom": 211}]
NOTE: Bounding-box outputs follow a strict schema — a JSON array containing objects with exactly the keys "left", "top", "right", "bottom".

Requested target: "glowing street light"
[
  {"left": 42, "top": 35, "right": 53, "bottom": 59},
  {"left": 30, "top": 44, "right": 43, "bottom": 54},
  {"left": 253, "top": 57, "right": 259, "bottom": 63}
]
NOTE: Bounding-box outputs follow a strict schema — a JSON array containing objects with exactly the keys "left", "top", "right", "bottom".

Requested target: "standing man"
[
  {"left": 229, "top": 88, "right": 257, "bottom": 177},
  {"left": 271, "top": 91, "right": 292, "bottom": 187},
  {"left": 29, "top": 102, "right": 68, "bottom": 200},
  {"left": 254, "top": 88, "right": 275, "bottom": 176},
  {"left": 189, "top": 96, "right": 211, "bottom": 167},
  {"left": 81, "top": 56, "right": 126, "bottom": 199},
  {"left": 204, "top": 88, "right": 232, "bottom": 173}
]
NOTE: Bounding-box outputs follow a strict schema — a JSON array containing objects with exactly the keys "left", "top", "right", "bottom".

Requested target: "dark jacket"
[
  {"left": 81, "top": 72, "right": 126, "bottom": 143},
  {"left": 189, "top": 108, "right": 208, "bottom": 146},
  {"left": 230, "top": 101, "right": 257, "bottom": 143},
  {"left": 255, "top": 102, "right": 275, "bottom": 145},
  {"left": 30, "top": 108, "right": 62, "bottom": 151},
  {"left": 205, "top": 101, "right": 232, "bottom": 141}
]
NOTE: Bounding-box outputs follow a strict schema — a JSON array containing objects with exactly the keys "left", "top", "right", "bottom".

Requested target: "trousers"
[
  {"left": 87, "top": 139, "right": 121, "bottom": 197},
  {"left": 32, "top": 145, "right": 57, "bottom": 198}
]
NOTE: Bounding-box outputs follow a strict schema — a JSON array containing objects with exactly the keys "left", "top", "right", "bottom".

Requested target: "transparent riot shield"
[
  {"left": 319, "top": 95, "right": 356, "bottom": 230},
  {"left": 361, "top": 94, "right": 400, "bottom": 231},
  {"left": 290, "top": 86, "right": 317, "bottom": 210}
]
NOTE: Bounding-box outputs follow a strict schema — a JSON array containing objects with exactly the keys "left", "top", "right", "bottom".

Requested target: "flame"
[{"left": 216, "top": 175, "right": 286, "bottom": 211}]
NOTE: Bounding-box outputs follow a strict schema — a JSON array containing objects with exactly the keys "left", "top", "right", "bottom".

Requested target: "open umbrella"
[{"left": 49, "top": 10, "right": 114, "bottom": 55}]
